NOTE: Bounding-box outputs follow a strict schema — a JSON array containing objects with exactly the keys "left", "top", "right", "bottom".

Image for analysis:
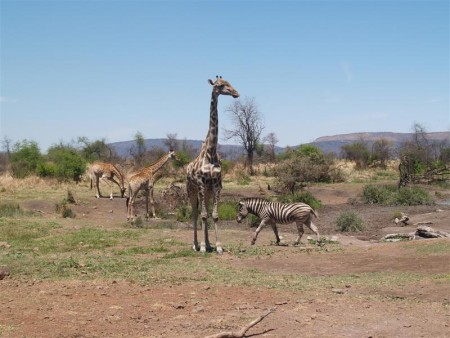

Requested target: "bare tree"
[
  {"left": 223, "top": 97, "right": 265, "bottom": 174},
  {"left": 263, "top": 132, "right": 279, "bottom": 162},
  {"left": 164, "top": 133, "right": 179, "bottom": 151}
]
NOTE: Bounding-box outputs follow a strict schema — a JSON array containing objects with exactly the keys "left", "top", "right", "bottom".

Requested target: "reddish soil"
[{"left": 1, "top": 183, "right": 449, "bottom": 338}]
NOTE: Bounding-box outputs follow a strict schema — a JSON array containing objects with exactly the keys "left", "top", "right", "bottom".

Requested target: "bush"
[
  {"left": 218, "top": 200, "right": 238, "bottom": 221},
  {"left": 396, "top": 186, "right": 434, "bottom": 206},
  {"left": 336, "top": 211, "right": 364, "bottom": 232},
  {"left": 362, "top": 184, "right": 434, "bottom": 206},
  {"left": 277, "top": 191, "right": 322, "bottom": 210},
  {"left": 274, "top": 148, "right": 341, "bottom": 193},
  {"left": 10, "top": 140, "right": 43, "bottom": 178}
]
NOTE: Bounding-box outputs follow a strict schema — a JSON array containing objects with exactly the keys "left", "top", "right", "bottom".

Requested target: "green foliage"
[
  {"left": 362, "top": 184, "right": 434, "bottom": 206},
  {"left": 176, "top": 201, "right": 238, "bottom": 222},
  {"left": 220, "top": 159, "right": 233, "bottom": 175},
  {"left": 176, "top": 204, "right": 192, "bottom": 222},
  {"left": 172, "top": 149, "right": 191, "bottom": 168},
  {"left": 10, "top": 140, "right": 43, "bottom": 178},
  {"left": 336, "top": 211, "right": 365, "bottom": 232},
  {"left": 277, "top": 191, "right": 322, "bottom": 210},
  {"left": 218, "top": 200, "right": 238, "bottom": 220},
  {"left": 296, "top": 144, "right": 324, "bottom": 159},
  {"left": 45, "top": 144, "right": 86, "bottom": 182},
  {"left": 274, "top": 148, "right": 340, "bottom": 193},
  {"left": 78, "top": 137, "right": 113, "bottom": 162}
]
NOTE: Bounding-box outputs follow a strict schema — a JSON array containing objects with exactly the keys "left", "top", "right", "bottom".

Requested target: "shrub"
[
  {"left": 362, "top": 184, "right": 434, "bottom": 206},
  {"left": 277, "top": 191, "right": 322, "bottom": 210},
  {"left": 336, "top": 211, "right": 364, "bottom": 232},
  {"left": 396, "top": 186, "right": 434, "bottom": 206},
  {"left": 218, "top": 200, "right": 238, "bottom": 221},
  {"left": 10, "top": 140, "right": 44, "bottom": 178},
  {"left": 362, "top": 184, "right": 396, "bottom": 205},
  {"left": 176, "top": 204, "right": 192, "bottom": 222}
]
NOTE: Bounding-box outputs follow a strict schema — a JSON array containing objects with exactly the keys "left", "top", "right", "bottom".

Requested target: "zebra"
[{"left": 236, "top": 197, "right": 320, "bottom": 246}]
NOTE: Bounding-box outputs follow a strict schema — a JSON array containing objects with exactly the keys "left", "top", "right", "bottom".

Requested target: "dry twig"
[{"left": 204, "top": 307, "right": 276, "bottom": 338}]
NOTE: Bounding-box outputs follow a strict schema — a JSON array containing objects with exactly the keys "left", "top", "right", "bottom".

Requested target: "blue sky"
[{"left": 1, "top": 0, "right": 449, "bottom": 152}]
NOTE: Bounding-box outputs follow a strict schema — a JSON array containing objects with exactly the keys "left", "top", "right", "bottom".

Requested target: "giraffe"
[
  {"left": 87, "top": 162, "right": 126, "bottom": 199},
  {"left": 126, "top": 150, "right": 177, "bottom": 221},
  {"left": 186, "top": 76, "right": 239, "bottom": 254}
]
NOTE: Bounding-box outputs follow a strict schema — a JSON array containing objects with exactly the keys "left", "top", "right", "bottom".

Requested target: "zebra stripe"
[
  {"left": 238, "top": 197, "right": 317, "bottom": 224},
  {"left": 237, "top": 197, "right": 320, "bottom": 246}
]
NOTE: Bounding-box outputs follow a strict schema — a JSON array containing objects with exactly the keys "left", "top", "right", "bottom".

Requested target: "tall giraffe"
[
  {"left": 87, "top": 162, "right": 126, "bottom": 199},
  {"left": 126, "top": 150, "right": 176, "bottom": 221},
  {"left": 186, "top": 76, "right": 239, "bottom": 253}
]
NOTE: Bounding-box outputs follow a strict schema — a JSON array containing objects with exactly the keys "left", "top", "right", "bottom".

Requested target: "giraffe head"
[{"left": 208, "top": 76, "right": 240, "bottom": 98}]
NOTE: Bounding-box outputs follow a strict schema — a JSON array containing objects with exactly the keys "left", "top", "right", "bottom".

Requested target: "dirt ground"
[{"left": 1, "top": 182, "right": 450, "bottom": 338}]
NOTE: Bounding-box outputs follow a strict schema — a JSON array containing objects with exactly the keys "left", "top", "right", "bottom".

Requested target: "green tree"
[
  {"left": 10, "top": 140, "right": 43, "bottom": 178},
  {"left": 78, "top": 137, "right": 113, "bottom": 162},
  {"left": 44, "top": 144, "right": 86, "bottom": 182},
  {"left": 341, "top": 141, "right": 370, "bottom": 169}
]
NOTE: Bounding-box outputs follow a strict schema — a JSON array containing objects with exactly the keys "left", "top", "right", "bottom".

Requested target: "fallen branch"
[
  {"left": 205, "top": 307, "right": 276, "bottom": 338},
  {"left": 416, "top": 225, "right": 449, "bottom": 238}
]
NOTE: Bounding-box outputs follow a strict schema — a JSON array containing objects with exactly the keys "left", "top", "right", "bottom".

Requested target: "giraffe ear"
[{"left": 208, "top": 79, "right": 214, "bottom": 85}]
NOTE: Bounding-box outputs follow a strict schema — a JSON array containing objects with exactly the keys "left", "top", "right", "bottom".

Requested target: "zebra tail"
[{"left": 311, "top": 208, "right": 319, "bottom": 219}]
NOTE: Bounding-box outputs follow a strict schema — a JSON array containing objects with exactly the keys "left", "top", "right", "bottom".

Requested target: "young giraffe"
[
  {"left": 126, "top": 150, "right": 176, "bottom": 221},
  {"left": 186, "top": 76, "right": 239, "bottom": 254},
  {"left": 87, "top": 162, "right": 126, "bottom": 199}
]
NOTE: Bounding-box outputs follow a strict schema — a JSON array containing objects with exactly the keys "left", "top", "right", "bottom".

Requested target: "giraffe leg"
[
  {"left": 188, "top": 185, "right": 200, "bottom": 251},
  {"left": 252, "top": 219, "right": 268, "bottom": 245},
  {"left": 101, "top": 175, "right": 113, "bottom": 199},
  {"left": 200, "top": 191, "right": 211, "bottom": 253},
  {"left": 144, "top": 188, "right": 150, "bottom": 219},
  {"left": 149, "top": 185, "right": 158, "bottom": 219},
  {"left": 295, "top": 221, "right": 305, "bottom": 245},
  {"left": 109, "top": 177, "right": 122, "bottom": 199},
  {"left": 212, "top": 188, "right": 222, "bottom": 254},
  {"left": 95, "top": 176, "right": 102, "bottom": 198}
]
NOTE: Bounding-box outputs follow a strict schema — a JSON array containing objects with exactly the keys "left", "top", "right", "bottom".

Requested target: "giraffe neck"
[
  {"left": 144, "top": 153, "right": 172, "bottom": 177},
  {"left": 111, "top": 164, "right": 124, "bottom": 186},
  {"left": 203, "top": 91, "right": 219, "bottom": 158}
]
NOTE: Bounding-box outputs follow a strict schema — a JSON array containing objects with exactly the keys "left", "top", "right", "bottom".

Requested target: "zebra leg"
[
  {"left": 252, "top": 219, "right": 268, "bottom": 245},
  {"left": 307, "top": 219, "right": 320, "bottom": 243},
  {"left": 270, "top": 222, "right": 281, "bottom": 245},
  {"left": 294, "top": 221, "right": 305, "bottom": 245}
]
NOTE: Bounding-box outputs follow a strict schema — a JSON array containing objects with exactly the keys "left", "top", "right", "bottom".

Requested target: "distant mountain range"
[{"left": 109, "top": 131, "right": 450, "bottom": 159}]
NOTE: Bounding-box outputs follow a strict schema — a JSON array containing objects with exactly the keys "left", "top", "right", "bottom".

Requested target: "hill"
[
  {"left": 109, "top": 132, "right": 450, "bottom": 159},
  {"left": 311, "top": 131, "right": 450, "bottom": 155}
]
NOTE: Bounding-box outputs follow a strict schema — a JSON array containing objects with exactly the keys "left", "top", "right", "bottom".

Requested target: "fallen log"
[{"left": 415, "top": 225, "right": 449, "bottom": 238}]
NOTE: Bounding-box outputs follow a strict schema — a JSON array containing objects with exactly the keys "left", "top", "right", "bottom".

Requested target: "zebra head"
[{"left": 236, "top": 200, "right": 249, "bottom": 223}]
